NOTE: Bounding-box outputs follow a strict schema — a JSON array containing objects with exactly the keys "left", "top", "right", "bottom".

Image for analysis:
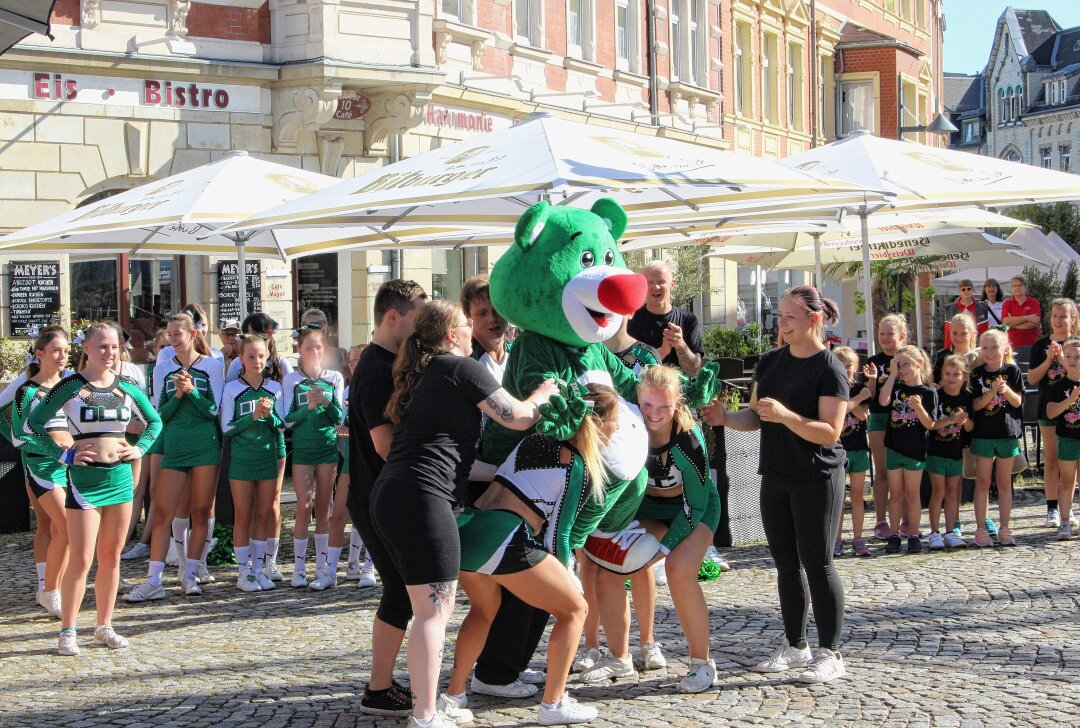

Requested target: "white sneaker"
[
  {"left": 237, "top": 573, "right": 262, "bottom": 592},
  {"left": 195, "top": 563, "right": 216, "bottom": 584},
  {"left": 346, "top": 560, "right": 363, "bottom": 580},
  {"left": 123, "top": 580, "right": 166, "bottom": 603},
  {"left": 265, "top": 561, "right": 284, "bottom": 583},
  {"left": 181, "top": 577, "right": 202, "bottom": 596},
  {"left": 1059, "top": 524, "right": 1073, "bottom": 541},
  {"left": 705, "top": 546, "right": 732, "bottom": 571},
  {"left": 1047, "top": 508, "right": 1062, "bottom": 528},
  {"left": 927, "top": 532, "right": 945, "bottom": 551},
  {"left": 121, "top": 542, "right": 150, "bottom": 560},
  {"left": 291, "top": 567, "right": 308, "bottom": 588},
  {"left": 538, "top": 695, "right": 598, "bottom": 725},
  {"left": 37, "top": 589, "right": 62, "bottom": 619},
  {"left": 579, "top": 655, "right": 637, "bottom": 683},
  {"left": 943, "top": 532, "right": 967, "bottom": 549},
  {"left": 118, "top": 578, "right": 137, "bottom": 593},
  {"left": 407, "top": 714, "right": 455, "bottom": 728},
  {"left": 797, "top": 649, "right": 847, "bottom": 684},
  {"left": 57, "top": 630, "right": 79, "bottom": 656},
  {"left": 752, "top": 638, "right": 812, "bottom": 673},
  {"left": 652, "top": 559, "right": 668, "bottom": 586},
  {"left": 357, "top": 561, "right": 377, "bottom": 588},
  {"left": 435, "top": 693, "right": 474, "bottom": 724},
  {"left": 572, "top": 646, "right": 601, "bottom": 673},
  {"left": 1070, "top": 512, "right": 1079, "bottom": 529},
  {"left": 639, "top": 642, "right": 666, "bottom": 670},
  {"left": 165, "top": 541, "right": 180, "bottom": 567},
  {"left": 677, "top": 658, "right": 716, "bottom": 694},
  {"left": 93, "top": 625, "right": 129, "bottom": 650},
  {"left": 255, "top": 571, "right": 276, "bottom": 590},
  {"left": 519, "top": 669, "right": 546, "bottom": 685},
  {"left": 470, "top": 675, "right": 538, "bottom": 698},
  {"left": 308, "top": 566, "right": 337, "bottom": 591}
]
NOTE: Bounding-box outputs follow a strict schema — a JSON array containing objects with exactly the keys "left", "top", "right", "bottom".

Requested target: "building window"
[
  {"left": 615, "top": 0, "right": 630, "bottom": 70},
  {"left": 1050, "top": 81, "right": 1058, "bottom": 105},
  {"left": 761, "top": 33, "right": 778, "bottom": 123},
  {"left": 839, "top": 79, "right": 875, "bottom": 136},
  {"left": 295, "top": 253, "right": 340, "bottom": 339},
  {"left": 734, "top": 20, "right": 750, "bottom": 116},
  {"left": 1061, "top": 79, "right": 1069, "bottom": 104},
  {"left": 567, "top": 0, "right": 583, "bottom": 58},
  {"left": 962, "top": 120, "right": 979, "bottom": 143},
  {"left": 671, "top": 0, "right": 683, "bottom": 79},
  {"left": 916, "top": 0, "right": 926, "bottom": 27},
  {"left": 515, "top": 0, "right": 542, "bottom": 47},
  {"left": 690, "top": 0, "right": 704, "bottom": 85},
  {"left": 1014, "top": 85, "right": 1022, "bottom": 119},
  {"left": 1061, "top": 144, "right": 1072, "bottom": 172},
  {"left": 1041, "top": 147, "right": 1052, "bottom": 169},
  {"left": 787, "top": 42, "right": 803, "bottom": 130},
  {"left": 442, "top": 0, "right": 463, "bottom": 20},
  {"left": 998, "top": 89, "right": 1005, "bottom": 125}
]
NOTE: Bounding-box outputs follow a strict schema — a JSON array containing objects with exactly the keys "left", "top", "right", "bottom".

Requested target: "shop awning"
[{"left": 0, "top": 1, "right": 57, "bottom": 55}]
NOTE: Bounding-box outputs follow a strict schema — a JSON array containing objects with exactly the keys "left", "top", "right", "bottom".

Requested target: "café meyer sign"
[
  {"left": 0, "top": 70, "right": 266, "bottom": 114},
  {"left": 7, "top": 261, "right": 61, "bottom": 337},
  {"left": 218, "top": 261, "right": 262, "bottom": 324}
]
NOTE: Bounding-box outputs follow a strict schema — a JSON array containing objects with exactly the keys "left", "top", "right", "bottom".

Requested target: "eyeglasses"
[
  {"left": 455, "top": 319, "right": 474, "bottom": 329},
  {"left": 960, "top": 287, "right": 973, "bottom": 292}
]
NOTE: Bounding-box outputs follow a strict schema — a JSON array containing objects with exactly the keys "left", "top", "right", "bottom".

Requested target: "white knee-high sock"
[
  {"left": 314, "top": 533, "right": 329, "bottom": 569},
  {"left": 349, "top": 527, "right": 363, "bottom": 563},
  {"left": 266, "top": 537, "right": 279, "bottom": 565},
  {"left": 251, "top": 540, "right": 267, "bottom": 573},
  {"left": 184, "top": 558, "right": 199, "bottom": 581},
  {"left": 201, "top": 518, "right": 215, "bottom": 563},
  {"left": 36, "top": 562, "right": 46, "bottom": 592},
  {"left": 234, "top": 546, "right": 251, "bottom": 576},
  {"left": 293, "top": 538, "right": 308, "bottom": 572},
  {"left": 327, "top": 546, "right": 343, "bottom": 570},
  {"left": 148, "top": 560, "right": 165, "bottom": 586},
  {"left": 171, "top": 517, "right": 189, "bottom": 555}
]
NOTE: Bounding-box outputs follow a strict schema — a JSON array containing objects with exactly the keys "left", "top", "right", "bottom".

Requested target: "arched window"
[{"left": 998, "top": 88, "right": 1006, "bottom": 125}]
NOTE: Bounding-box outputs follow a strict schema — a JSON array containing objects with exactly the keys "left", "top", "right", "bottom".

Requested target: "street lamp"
[{"left": 899, "top": 110, "right": 958, "bottom": 140}]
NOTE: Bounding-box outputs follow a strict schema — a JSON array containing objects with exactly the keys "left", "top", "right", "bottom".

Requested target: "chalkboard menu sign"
[
  {"left": 217, "top": 260, "right": 262, "bottom": 323},
  {"left": 8, "top": 261, "right": 61, "bottom": 336}
]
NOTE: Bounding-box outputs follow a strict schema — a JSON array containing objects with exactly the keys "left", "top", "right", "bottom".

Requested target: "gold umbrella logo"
[
  {"left": 903, "top": 152, "right": 970, "bottom": 172},
  {"left": 590, "top": 136, "right": 668, "bottom": 158},
  {"left": 266, "top": 174, "right": 322, "bottom": 194},
  {"left": 444, "top": 146, "right": 492, "bottom": 165}
]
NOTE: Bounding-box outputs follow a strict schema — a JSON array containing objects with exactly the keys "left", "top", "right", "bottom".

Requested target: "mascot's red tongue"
[{"left": 597, "top": 272, "right": 648, "bottom": 316}]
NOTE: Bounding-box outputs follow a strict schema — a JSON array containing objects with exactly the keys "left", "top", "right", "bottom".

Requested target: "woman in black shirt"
[
  {"left": 701, "top": 285, "right": 848, "bottom": 685},
  {"left": 371, "top": 299, "right": 557, "bottom": 728}
]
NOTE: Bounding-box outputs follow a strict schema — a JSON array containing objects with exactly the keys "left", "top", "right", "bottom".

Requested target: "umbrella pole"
[
  {"left": 914, "top": 270, "right": 923, "bottom": 350},
  {"left": 755, "top": 265, "right": 763, "bottom": 346},
  {"left": 812, "top": 232, "right": 823, "bottom": 289},
  {"left": 860, "top": 206, "right": 875, "bottom": 356}
]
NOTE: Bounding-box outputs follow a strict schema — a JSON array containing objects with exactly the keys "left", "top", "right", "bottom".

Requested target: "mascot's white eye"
[
  {"left": 580, "top": 250, "right": 595, "bottom": 267},
  {"left": 604, "top": 249, "right": 615, "bottom": 265}
]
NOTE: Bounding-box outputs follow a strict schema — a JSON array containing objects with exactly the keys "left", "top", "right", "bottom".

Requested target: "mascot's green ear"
[
  {"left": 590, "top": 198, "right": 628, "bottom": 241},
  {"left": 514, "top": 200, "right": 551, "bottom": 251}
]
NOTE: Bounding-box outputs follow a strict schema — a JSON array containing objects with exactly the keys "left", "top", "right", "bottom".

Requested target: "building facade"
[{"left": 0, "top": 0, "right": 944, "bottom": 348}]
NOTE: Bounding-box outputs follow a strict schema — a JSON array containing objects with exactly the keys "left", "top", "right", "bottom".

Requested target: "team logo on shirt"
[
  {"left": 237, "top": 399, "right": 258, "bottom": 417},
  {"left": 936, "top": 405, "right": 966, "bottom": 441},
  {"left": 1048, "top": 362, "right": 1066, "bottom": 384},
  {"left": 889, "top": 392, "right": 920, "bottom": 428},
  {"left": 1064, "top": 387, "right": 1080, "bottom": 429},
  {"left": 163, "top": 373, "right": 210, "bottom": 398},
  {"left": 841, "top": 413, "right": 860, "bottom": 436},
  {"left": 79, "top": 405, "right": 132, "bottom": 423},
  {"left": 978, "top": 375, "right": 1007, "bottom": 415}
]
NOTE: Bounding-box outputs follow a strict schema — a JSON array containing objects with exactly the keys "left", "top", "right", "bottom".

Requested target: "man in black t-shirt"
[
  {"left": 626, "top": 260, "right": 704, "bottom": 375},
  {"left": 347, "top": 279, "right": 426, "bottom": 718}
]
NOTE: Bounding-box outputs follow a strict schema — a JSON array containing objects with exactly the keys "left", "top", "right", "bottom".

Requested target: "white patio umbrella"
[
  {"left": 0, "top": 151, "right": 345, "bottom": 320},
  {"left": 783, "top": 130, "right": 1080, "bottom": 352},
  {"left": 218, "top": 113, "right": 887, "bottom": 245},
  {"left": 0, "top": 1, "right": 56, "bottom": 54},
  {"left": 931, "top": 227, "right": 1080, "bottom": 295}
]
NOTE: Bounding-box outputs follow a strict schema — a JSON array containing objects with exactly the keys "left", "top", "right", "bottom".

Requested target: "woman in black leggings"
[
  {"left": 371, "top": 299, "right": 557, "bottom": 728},
  {"left": 701, "top": 285, "right": 849, "bottom": 684}
]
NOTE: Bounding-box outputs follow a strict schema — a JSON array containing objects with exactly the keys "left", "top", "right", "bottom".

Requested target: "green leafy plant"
[
  {"left": 1022, "top": 263, "right": 1062, "bottom": 329},
  {"left": 702, "top": 326, "right": 761, "bottom": 359},
  {"left": 1062, "top": 261, "right": 1079, "bottom": 301},
  {"left": 208, "top": 523, "right": 237, "bottom": 566}
]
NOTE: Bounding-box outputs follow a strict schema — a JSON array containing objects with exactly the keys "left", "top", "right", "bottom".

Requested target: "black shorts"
[{"left": 371, "top": 480, "right": 461, "bottom": 585}]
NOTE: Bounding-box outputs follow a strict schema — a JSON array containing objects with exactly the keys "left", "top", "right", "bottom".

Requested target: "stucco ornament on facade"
[
  {"left": 81, "top": 0, "right": 101, "bottom": 29},
  {"left": 274, "top": 85, "right": 343, "bottom": 149},
  {"left": 364, "top": 91, "right": 434, "bottom": 155},
  {"left": 169, "top": 0, "right": 192, "bottom": 37}
]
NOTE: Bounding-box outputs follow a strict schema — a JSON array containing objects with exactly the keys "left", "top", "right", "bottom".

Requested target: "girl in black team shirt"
[
  {"left": 1045, "top": 338, "right": 1080, "bottom": 541},
  {"left": 878, "top": 345, "right": 939, "bottom": 555},
  {"left": 970, "top": 329, "right": 1025, "bottom": 547},
  {"left": 927, "top": 355, "right": 974, "bottom": 550},
  {"left": 863, "top": 314, "right": 908, "bottom": 541},
  {"left": 833, "top": 347, "right": 872, "bottom": 557},
  {"left": 701, "top": 285, "right": 848, "bottom": 685},
  {"left": 1027, "top": 298, "right": 1080, "bottom": 531}
]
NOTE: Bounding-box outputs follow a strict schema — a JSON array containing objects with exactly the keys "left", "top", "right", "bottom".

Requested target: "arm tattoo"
[
  {"left": 428, "top": 581, "right": 455, "bottom": 614},
  {"left": 486, "top": 391, "right": 515, "bottom": 421}
]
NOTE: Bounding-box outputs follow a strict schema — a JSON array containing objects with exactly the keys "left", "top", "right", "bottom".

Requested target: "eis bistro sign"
[{"left": 0, "top": 70, "right": 266, "bottom": 114}]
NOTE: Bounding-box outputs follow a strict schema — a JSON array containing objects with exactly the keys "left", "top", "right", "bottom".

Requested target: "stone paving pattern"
[{"left": 2, "top": 487, "right": 1079, "bottom": 727}]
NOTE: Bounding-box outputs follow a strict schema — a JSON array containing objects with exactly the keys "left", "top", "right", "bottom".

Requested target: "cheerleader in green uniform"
[
  {"left": 10, "top": 326, "right": 73, "bottom": 619},
  {"left": 25, "top": 322, "right": 161, "bottom": 656},
  {"left": 126, "top": 313, "right": 224, "bottom": 601},
  {"left": 221, "top": 334, "right": 285, "bottom": 592},
  {"left": 281, "top": 325, "right": 345, "bottom": 588}
]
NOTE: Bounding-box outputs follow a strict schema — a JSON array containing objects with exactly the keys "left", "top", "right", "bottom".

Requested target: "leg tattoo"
[{"left": 428, "top": 580, "right": 455, "bottom": 615}]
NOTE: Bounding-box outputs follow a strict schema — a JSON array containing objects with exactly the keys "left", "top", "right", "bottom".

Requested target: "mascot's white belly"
[{"left": 575, "top": 369, "right": 648, "bottom": 480}]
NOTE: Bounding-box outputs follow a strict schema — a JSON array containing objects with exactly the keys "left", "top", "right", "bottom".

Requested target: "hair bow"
[
  {"left": 292, "top": 322, "right": 323, "bottom": 339},
  {"left": 73, "top": 329, "right": 86, "bottom": 345}
]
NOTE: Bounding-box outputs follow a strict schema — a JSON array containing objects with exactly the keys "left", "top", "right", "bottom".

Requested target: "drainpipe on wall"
[
  {"left": 389, "top": 133, "right": 402, "bottom": 279},
  {"left": 647, "top": 0, "right": 659, "bottom": 126},
  {"left": 810, "top": 0, "right": 818, "bottom": 147}
]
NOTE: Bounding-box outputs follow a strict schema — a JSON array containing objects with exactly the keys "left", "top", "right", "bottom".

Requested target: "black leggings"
[
  {"left": 348, "top": 482, "right": 413, "bottom": 631},
  {"left": 759, "top": 468, "right": 845, "bottom": 651}
]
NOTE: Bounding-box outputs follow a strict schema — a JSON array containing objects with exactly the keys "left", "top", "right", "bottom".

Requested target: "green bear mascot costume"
[{"left": 482, "top": 197, "right": 652, "bottom": 553}]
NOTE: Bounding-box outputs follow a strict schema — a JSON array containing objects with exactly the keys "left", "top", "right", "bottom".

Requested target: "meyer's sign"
[{"left": 0, "top": 70, "right": 266, "bottom": 114}]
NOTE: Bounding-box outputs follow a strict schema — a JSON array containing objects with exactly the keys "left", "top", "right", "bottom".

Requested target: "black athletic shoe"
[
  {"left": 360, "top": 681, "right": 412, "bottom": 717},
  {"left": 907, "top": 536, "right": 923, "bottom": 554},
  {"left": 885, "top": 535, "right": 902, "bottom": 554}
]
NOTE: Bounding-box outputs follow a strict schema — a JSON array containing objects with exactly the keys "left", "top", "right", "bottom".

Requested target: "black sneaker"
[
  {"left": 885, "top": 535, "right": 902, "bottom": 554},
  {"left": 907, "top": 536, "right": 923, "bottom": 554},
  {"left": 360, "top": 681, "right": 413, "bottom": 717}
]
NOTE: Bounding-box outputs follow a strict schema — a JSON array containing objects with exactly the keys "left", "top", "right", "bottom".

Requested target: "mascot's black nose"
[{"left": 597, "top": 272, "right": 647, "bottom": 315}]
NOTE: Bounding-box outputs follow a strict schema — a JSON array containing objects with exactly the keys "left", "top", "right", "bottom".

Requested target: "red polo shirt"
[{"left": 1001, "top": 296, "right": 1041, "bottom": 349}]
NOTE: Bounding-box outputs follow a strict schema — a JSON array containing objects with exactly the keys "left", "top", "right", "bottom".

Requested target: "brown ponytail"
[{"left": 386, "top": 300, "right": 458, "bottom": 424}]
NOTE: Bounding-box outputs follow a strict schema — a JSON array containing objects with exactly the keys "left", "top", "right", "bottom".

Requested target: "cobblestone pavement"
[{"left": 2, "top": 487, "right": 1079, "bottom": 727}]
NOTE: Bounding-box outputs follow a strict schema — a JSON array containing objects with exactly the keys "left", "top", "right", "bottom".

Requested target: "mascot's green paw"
[
  {"left": 536, "top": 384, "right": 590, "bottom": 442},
  {"left": 684, "top": 360, "right": 722, "bottom": 409}
]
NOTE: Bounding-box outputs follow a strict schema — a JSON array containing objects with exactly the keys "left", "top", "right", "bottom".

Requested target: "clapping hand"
[
  {"left": 862, "top": 362, "right": 878, "bottom": 381},
  {"left": 254, "top": 397, "right": 273, "bottom": 420}
]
